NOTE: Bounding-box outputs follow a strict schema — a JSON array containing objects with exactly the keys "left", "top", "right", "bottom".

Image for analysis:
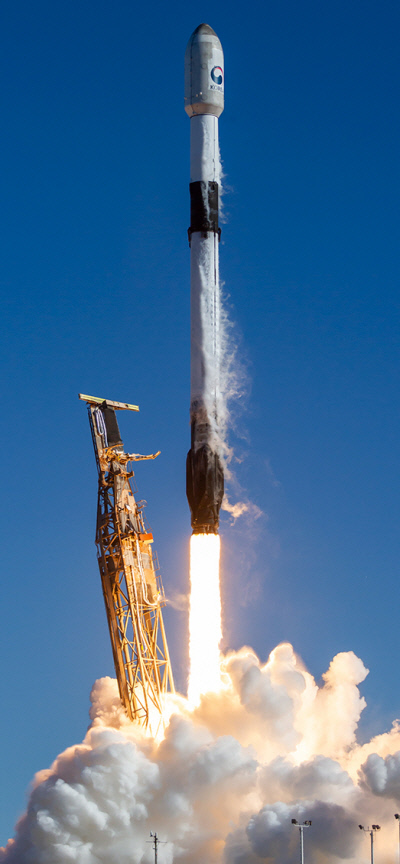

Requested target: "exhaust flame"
[{"left": 188, "top": 533, "right": 222, "bottom": 705}]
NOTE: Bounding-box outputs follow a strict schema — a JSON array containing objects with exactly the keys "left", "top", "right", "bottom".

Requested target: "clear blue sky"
[{"left": 1, "top": 0, "right": 399, "bottom": 845}]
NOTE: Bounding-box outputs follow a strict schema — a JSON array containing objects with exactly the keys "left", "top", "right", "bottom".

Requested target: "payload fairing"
[{"left": 185, "top": 24, "right": 225, "bottom": 535}]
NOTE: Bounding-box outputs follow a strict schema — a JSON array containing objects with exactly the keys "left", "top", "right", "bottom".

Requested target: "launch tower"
[{"left": 80, "top": 393, "right": 174, "bottom": 729}]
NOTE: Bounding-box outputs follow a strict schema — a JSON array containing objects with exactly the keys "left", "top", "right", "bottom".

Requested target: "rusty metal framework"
[{"left": 80, "top": 393, "right": 174, "bottom": 729}]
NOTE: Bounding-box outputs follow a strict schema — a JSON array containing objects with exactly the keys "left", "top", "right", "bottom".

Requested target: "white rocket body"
[
  {"left": 185, "top": 25, "right": 225, "bottom": 534},
  {"left": 189, "top": 115, "right": 220, "bottom": 446}
]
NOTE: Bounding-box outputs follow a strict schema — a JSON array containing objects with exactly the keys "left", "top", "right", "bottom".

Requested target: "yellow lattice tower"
[{"left": 80, "top": 394, "right": 174, "bottom": 729}]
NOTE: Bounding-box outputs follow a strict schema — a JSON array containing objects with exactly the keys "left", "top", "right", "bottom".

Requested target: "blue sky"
[{"left": 1, "top": 0, "right": 399, "bottom": 845}]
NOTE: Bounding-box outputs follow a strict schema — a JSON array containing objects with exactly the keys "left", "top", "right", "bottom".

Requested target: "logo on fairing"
[{"left": 211, "top": 66, "right": 223, "bottom": 85}]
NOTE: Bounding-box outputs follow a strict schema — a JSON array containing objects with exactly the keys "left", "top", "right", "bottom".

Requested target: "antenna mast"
[{"left": 148, "top": 831, "right": 166, "bottom": 864}]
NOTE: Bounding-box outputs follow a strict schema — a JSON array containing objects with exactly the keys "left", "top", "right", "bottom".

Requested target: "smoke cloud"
[{"left": 2, "top": 644, "right": 400, "bottom": 864}]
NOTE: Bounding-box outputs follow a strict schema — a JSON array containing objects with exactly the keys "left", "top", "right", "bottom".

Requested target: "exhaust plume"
[{"left": 188, "top": 534, "right": 222, "bottom": 705}]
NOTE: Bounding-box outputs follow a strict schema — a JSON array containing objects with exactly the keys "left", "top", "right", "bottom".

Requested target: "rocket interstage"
[{"left": 185, "top": 23, "right": 225, "bottom": 535}]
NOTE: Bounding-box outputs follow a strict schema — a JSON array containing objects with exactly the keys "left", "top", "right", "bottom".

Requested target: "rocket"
[{"left": 185, "top": 24, "right": 225, "bottom": 535}]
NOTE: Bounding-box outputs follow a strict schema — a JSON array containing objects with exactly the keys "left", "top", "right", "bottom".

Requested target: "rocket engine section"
[{"left": 186, "top": 438, "right": 224, "bottom": 534}]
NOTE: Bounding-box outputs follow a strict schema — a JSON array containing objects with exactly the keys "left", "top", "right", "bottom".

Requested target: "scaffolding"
[{"left": 80, "top": 393, "right": 174, "bottom": 728}]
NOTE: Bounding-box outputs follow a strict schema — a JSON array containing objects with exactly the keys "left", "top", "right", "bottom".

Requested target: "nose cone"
[
  {"left": 184, "top": 23, "right": 224, "bottom": 118},
  {"left": 193, "top": 23, "right": 217, "bottom": 36}
]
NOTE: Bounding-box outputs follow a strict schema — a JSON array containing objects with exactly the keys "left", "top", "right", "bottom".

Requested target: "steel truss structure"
[{"left": 80, "top": 393, "right": 174, "bottom": 728}]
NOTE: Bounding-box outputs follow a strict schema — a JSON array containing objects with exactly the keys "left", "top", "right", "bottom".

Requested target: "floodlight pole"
[
  {"left": 395, "top": 815, "right": 400, "bottom": 864},
  {"left": 292, "top": 819, "right": 312, "bottom": 864},
  {"left": 359, "top": 824, "right": 381, "bottom": 864}
]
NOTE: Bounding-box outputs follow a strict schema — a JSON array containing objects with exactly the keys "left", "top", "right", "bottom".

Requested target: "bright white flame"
[{"left": 188, "top": 533, "right": 222, "bottom": 705}]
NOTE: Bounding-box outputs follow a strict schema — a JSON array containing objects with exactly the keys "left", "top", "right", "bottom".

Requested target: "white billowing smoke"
[{"left": 2, "top": 643, "right": 400, "bottom": 864}]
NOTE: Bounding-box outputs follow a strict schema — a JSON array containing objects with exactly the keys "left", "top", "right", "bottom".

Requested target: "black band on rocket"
[{"left": 188, "top": 181, "right": 221, "bottom": 244}]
